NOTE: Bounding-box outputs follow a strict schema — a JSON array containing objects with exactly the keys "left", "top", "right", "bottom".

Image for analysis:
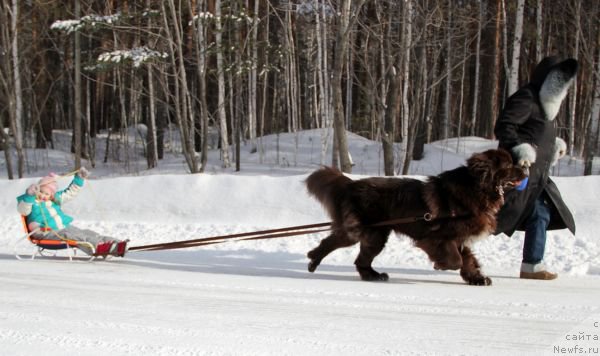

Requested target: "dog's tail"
[{"left": 305, "top": 166, "right": 352, "bottom": 219}]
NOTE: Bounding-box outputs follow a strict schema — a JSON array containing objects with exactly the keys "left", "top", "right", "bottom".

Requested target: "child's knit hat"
[{"left": 38, "top": 173, "right": 58, "bottom": 196}]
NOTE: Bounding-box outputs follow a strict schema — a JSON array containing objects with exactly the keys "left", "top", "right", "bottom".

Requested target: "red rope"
[{"left": 129, "top": 222, "right": 332, "bottom": 252}]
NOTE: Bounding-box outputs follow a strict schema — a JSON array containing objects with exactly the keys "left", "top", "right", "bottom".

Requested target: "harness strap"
[{"left": 368, "top": 213, "right": 433, "bottom": 227}]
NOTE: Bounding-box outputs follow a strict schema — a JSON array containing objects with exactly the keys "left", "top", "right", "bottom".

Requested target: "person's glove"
[
  {"left": 78, "top": 167, "right": 90, "bottom": 179},
  {"left": 511, "top": 143, "right": 536, "bottom": 175},
  {"left": 551, "top": 137, "right": 567, "bottom": 167},
  {"left": 26, "top": 184, "right": 40, "bottom": 196}
]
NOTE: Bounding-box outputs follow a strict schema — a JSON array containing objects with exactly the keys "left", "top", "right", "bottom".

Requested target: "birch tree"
[
  {"left": 163, "top": 0, "right": 199, "bottom": 173},
  {"left": 146, "top": 0, "right": 159, "bottom": 169},
  {"left": 192, "top": 1, "right": 209, "bottom": 172},
  {"left": 10, "top": 0, "right": 25, "bottom": 177},
  {"left": 507, "top": 0, "right": 524, "bottom": 96},
  {"left": 215, "top": 0, "right": 231, "bottom": 168},
  {"left": 584, "top": 34, "right": 600, "bottom": 175},
  {"left": 398, "top": 0, "right": 413, "bottom": 175},
  {"left": 73, "top": 0, "right": 83, "bottom": 169},
  {"left": 315, "top": 0, "right": 331, "bottom": 165},
  {"left": 0, "top": 2, "right": 14, "bottom": 178},
  {"left": 331, "top": 0, "right": 365, "bottom": 173},
  {"left": 480, "top": 0, "right": 502, "bottom": 138},
  {"left": 248, "top": 0, "right": 259, "bottom": 142},
  {"left": 442, "top": 0, "right": 452, "bottom": 140},
  {"left": 470, "top": 0, "right": 483, "bottom": 136},
  {"left": 568, "top": 0, "right": 580, "bottom": 157}
]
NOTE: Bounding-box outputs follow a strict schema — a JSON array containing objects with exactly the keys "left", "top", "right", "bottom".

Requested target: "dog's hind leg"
[
  {"left": 307, "top": 231, "right": 355, "bottom": 273},
  {"left": 459, "top": 245, "right": 492, "bottom": 286},
  {"left": 354, "top": 229, "right": 391, "bottom": 282}
]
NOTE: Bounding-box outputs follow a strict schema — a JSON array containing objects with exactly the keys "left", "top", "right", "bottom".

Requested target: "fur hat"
[
  {"left": 534, "top": 57, "right": 578, "bottom": 121},
  {"left": 38, "top": 173, "right": 59, "bottom": 196}
]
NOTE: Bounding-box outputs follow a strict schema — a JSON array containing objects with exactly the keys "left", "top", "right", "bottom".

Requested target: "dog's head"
[{"left": 467, "top": 149, "right": 527, "bottom": 201}]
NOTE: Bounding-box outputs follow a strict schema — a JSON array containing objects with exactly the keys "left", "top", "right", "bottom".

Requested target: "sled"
[{"left": 15, "top": 216, "right": 96, "bottom": 262}]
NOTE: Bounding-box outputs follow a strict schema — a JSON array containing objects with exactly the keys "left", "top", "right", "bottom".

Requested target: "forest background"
[{"left": 1, "top": 0, "right": 599, "bottom": 179}]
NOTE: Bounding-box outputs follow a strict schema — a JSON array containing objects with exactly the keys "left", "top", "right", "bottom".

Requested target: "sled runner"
[{"left": 14, "top": 215, "right": 96, "bottom": 262}]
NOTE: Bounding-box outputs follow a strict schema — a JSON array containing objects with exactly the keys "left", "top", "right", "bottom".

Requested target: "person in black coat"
[{"left": 494, "top": 56, "right": 577, "bottom": 280}]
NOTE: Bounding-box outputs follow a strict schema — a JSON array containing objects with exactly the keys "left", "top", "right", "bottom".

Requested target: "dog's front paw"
[{"left": 467, "top": 275, "right": 492, "bottom": 286}]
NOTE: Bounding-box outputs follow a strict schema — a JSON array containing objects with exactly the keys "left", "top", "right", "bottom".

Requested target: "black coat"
[{"left": 494, "top": 58, "right": 577, "bottom": 236}]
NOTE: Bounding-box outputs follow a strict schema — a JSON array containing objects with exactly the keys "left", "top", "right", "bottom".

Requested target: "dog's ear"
[{"left": 467, "top": 152, "right": 492, "bottom": 185}]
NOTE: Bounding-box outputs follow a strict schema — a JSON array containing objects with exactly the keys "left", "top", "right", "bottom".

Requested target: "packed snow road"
[{"left": 0, "top": 245, "right": 598, "bottom": 356}]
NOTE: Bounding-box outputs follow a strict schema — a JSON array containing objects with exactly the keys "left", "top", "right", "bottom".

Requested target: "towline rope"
[
  {"left": 129, "top": 222, "right": 332, "bottom": 252},
  {"left": 128, "top": 213, "right": 439, "bottom": 253}
]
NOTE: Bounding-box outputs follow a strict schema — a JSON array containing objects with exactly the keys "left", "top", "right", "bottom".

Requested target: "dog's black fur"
[{"left": 305, "top": 149, "right": 526, "bottom": 285}]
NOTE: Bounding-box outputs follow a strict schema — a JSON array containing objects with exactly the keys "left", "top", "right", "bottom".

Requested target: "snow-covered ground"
[{"left": 0, "top": 129, "right": 599, "bottom": 355}]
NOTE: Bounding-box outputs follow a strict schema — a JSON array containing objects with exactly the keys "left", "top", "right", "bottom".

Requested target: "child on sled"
[{"left": 16, "top": 168, "right": 128, "bottom": 258}]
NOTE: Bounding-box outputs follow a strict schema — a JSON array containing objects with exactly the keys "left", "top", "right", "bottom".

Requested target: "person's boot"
[
  {"left": 116, "top": 240, "right": 129, "bottom": 257},
  {"left": 520, "top": 262, "right": 557, "bottom": 280},
  {"left": 94, "top": 241, "right": 114, "bottom": 257},
  {"left": 109, "top": 240, "right": 129, "bottom": 257}
]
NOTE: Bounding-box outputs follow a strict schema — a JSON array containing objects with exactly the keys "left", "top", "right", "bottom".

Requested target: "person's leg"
[
  {"left": 521, "top": 196, "right": 555, "bottom": 279},
  {"left": 61, "top": 226, "right": 125, "bottom": 257}
]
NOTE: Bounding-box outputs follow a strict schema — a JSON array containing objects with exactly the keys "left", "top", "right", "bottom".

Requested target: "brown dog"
[{"left": 305, "top": 149, "right": 526, "bottom": 285}]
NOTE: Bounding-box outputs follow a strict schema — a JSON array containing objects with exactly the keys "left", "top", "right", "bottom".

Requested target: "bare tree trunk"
[
  {"left": 501, "top": 0, "right": 508, "bottom": 87},
  {"left": 397, "top": 0, "right": 412, "bottom": 175},
  {"left": 85, "top": 75, "right": 94, "bottom": 166},
  {"left": 73, "top": 0, "right": 82, "bottom": 169},
  {"left": 115, "top": 68, "right": 130, "bottom": 170},
  {"left": 568, "top": 1, "right": 580, "bottom": 157},
  {"left": 215, "top": 0, "right": 230, "bottom": 168},
  {"left": 584, "top": 34, "right": 600, "bottom": 175},
  {"left": 480, "top": 0, "right": 502, "bottom": 138},
  {"left": 285, "top": 8, "right": 299, "bottom": 133},
  {"left": 381, "top": 58, "right": 396, "bottom": 176},
  {"left": 345, "top": 28, "right": 354, "bottom": 131},
  {"left": 11, "top": 0, "right": 25, "bottom": 177},
  {"left": 411, "top": 40, "right": 429, "bottom": 162},
  {"left": 164, "top": 0, "right": 199, "bottom": 173},
  {"left": 145, "top": 0, "right": 158, "bottom": 169},
  {"left": 456, "top": 36, "right": 467, "bottom": 153},
  {"left": 536, "top": 0, "right": 543, "bottom": 62},
  {"left": 507, "top": 0, "right": 524, "bottom": 96},
  {"left": 331, "top": 0, "right": 364, "bottom": 173},
  {"left": 194, "top": 0, "right": 209, "bottom": 172},
  {"left": 258, "top": 3, "right": 270, "bottom": 164},
  {"left": 248, "top": 0, "right": 259, "bottom": 142},
  {"left": 232, "top": 4, "right": 242, "bottom": 172},
  {"left": 470, "top": 0, "right": 483, "bottom": 137},
  {"left": 146, "top": 64, "right": 158, "bottom": 169},
  {"left": 315, "top": 0, "right": 330, "bottom": 165},
  {"left": 442, "top": 0, "right": 452, "bottom": 140},
  {"left": 0, "top": 125, "right": 14, "bottom": 179}
]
